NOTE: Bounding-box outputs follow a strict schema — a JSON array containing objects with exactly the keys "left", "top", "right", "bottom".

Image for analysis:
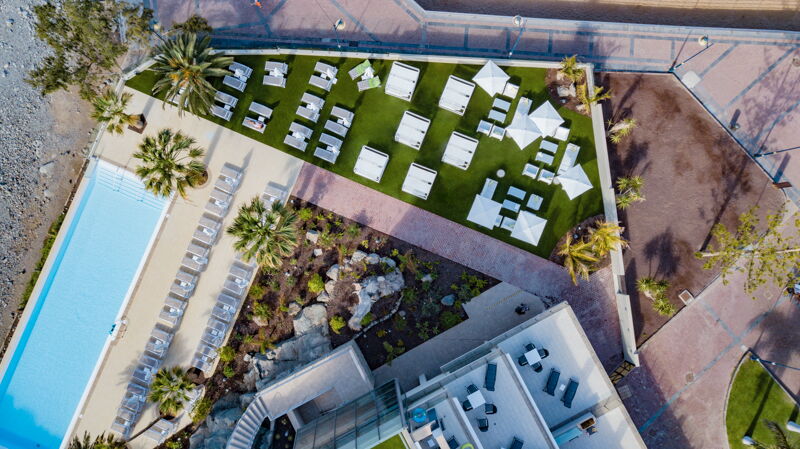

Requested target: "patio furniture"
[
  {"left": 553, "top": 125, "right": 570, "bottom": 141},
  {"left": 249, "top": 101, "right": 273, "bottom": 119},
  {"left": 538, "top": 168, "right": 555, "bottom": 184},
  {"left": 490, "top": 125, "right": 506, "bottom": 140},
  {"left": 539, "top": 348, "right": 550, "bottom": 359},
  {"left": 467, "top": 384, "right": 479, "bottom": 394},
  {"left": 243, "top": 116, "right": 267, "bottom": 133},
  {"left": 558, "top": 143, "right": 580, "bottom": 175},
  {"left": 143, "top": 419, "right": 175, "bottom": 444},
  {"left": 314, "top": 145, "right": 340, "bottom": 163},
  {"left": 194, "top": 216, "right": 221, "bottom": 245},
  {"left": 535, "top": 151, "right": 555, "bottom": 165},
  {"left": 201, "top": 328, "right": 224, "bottom": 347},
  {"left": 315, "top": 61, "right": 338, "bottom": 77},
  {"left": 187, "top": 242, "right": 210, "bottom": 258},
  {"left": 395, "top": 111, "right": 430, "bottom": 150},
  {"left": 511, "top": 211, "right": 547, "bottom": 246},
  {"left": 484, "top": 363, "right": 497, "bottom": 391},
  {"left": 529, "top": 100, "right": 564, "bottom": 137},
  {"left": 297, "top": 105, "right": 320, "bottom": 123},
  {"left": 543, "top": 368, "right": 560, "bottom": 396},
  {"left": 500, "top": 216, "right": 516, "bottom": 231},
  {"left": 402, "top": 163, "right": 437, "bottom": 200},
  {"left": 111, "top": 409, "right": 135, "bottom": 437},
  {"left": 121, "top": 383, "right": 147, "bottom": 413},
  {"left": 522, "top": 163, "right": 539, "bottom": 179},
  {"left": 324, "top": 120, "right": 349, "bottom": 137},
  {"left": 133, "top": 355, "right": 160, "bottom": 385},
  {"left": 223, "top": 75, "right": 246, "bottom": 92},
  {"left": 477, "top": 418, "right": 489, "bottom": 432},
  {"left": 492, "top": 97, "right": 511, "bottom": 112},
  {"left": 532, "top": 362, "right": 543, "bottom": 373},
  {"left": 319, "top": 133, "right": 342, "bottom": 149},
  {"left": 263, "top": 184, "right": 287, "bottom": 203},
  {"left": 215, "top": 164, "right": 242, "bottom": 193},
  {"left": 526, "top": 194, "right": 543, "bottom": 211},
  {"left": 331, "top": 106, "right": 355, "bottom": 125},
  {"left": 211, "top": 304, "right": 233, "bottom": 323},
  {"left": 539, "top": 139, "right": 559, "bottom": 154},
  {"left": 503, "top": 82, "right": 520, "bottom": 98},
  {"left": 206, "top": 189, "right": 232, "bottom": 217},
  {"left": 223, "top": 279, "right": 247, "bottom": 297},
  {"left": 263, "top": 75, "right": 287, "bottom": 88},
  {"left": 214, "top": 90, "right": 238, "bottom": 108},
  {"left": 562, "top": 379, "right": 579, "bottom": 408},
  {"left": 447, "top": 437, "right": 459, "bottom": 449},
  {"left": 439, "top": 75, "right": 475, "bottom": 115},
  {"left": 488, "top": 109, "right": 506, "bottom": 123},
  {"left": 229, "top": 61, "right": 253, "bottom": 79},
  {"left": 211, "top": 105, "right": 232, "bottom": 121},
  {"left": 353, "top": 146, "right": 389, "bottom": 183},
  {"left": 461, "top": 399, "right": 473, "bottom": 412},
  {"left": 477, "top": 120, "right": 492, "bottom": 135},
  {"left": 159, "top": 296, "right": 187, "bottom": 327},
  {"left": 473, "top": 61, "right": 509, "bottom": 96},
  {"left": 289, "top": 122, "right": 313, "bottom": 139},
  {"left": 509, "top": 437, "right": 524, "bottom": 449},
  {"left": 264, "top": 61, "right": 288, "bottom": 74},
  {"left": 145, "top": 327, "right": 173, "bottom": 357},
  {"left": 357, "top": 77, "right": 381, "bottom": 91},
  {"left": 181, "top": 254, "right": 207, "bottom": 272},
  {"left": 441, "top": 132, "right": 479, "bottom": 170},
  {"left": 502, "top": 199, "right": 520, "bottom": 213},
  {"left": 284, "top": 135, "right": 307, "bottom": 152},
  {"left": 309, "top": 74, "right": 333, "bottom": 91},
  {"left": 230, "top": 265, "right": 252, "bottom": 283},
  {"left": 219, "top": 293, "right": 240, "bottom": 309},
  {"left": 349, "top": 60, "right": 372, "bottom": 79},
  {"left": 480, "top": 178, "right": 498, "bottom": 198},
  {"left": 507, "top": 186, "right": 526, "bottom": 200},
  {"left": 484, "top": 403, "right": 497, "bottom": 415},
  {"left": 385, "top": 61, "right": 420, "bottom": 101}
]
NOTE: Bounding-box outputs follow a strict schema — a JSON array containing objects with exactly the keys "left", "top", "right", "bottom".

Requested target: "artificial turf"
[
  {"left": 726, "top": 359, "right": 799, "bottom": 449},
  {"left": 371, "top": 435, "right": 407, "bottom": 449},
  {"left": 126, "top": 54, "right": 603, "bottom": 258}
]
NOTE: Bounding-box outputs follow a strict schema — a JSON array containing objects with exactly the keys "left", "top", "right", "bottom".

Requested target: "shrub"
[
  {"left": 298, "top": 207, "right": 313, "bottom": 222},
  {"left": 166, "top": 441, "right": 183, "bottom": 449},
  {"left": 376, "top": 329, "right": 387, "bottom": 338},
  {"left": 307, "top": 273, "right": 325, "bottom": 294},
  {"left": 653, "top": 296, "right": 677, "bottom": 317},
  {"left": 223, "top": 364, "right": 235, "bottom": 378},
  {"left": 392, "top": 314, "right": 407, "bottom": 331},
  {"left": 218, "top": 346, "right": 235, "bottom": 363},
  {"left": 441, "top": 311, "right": 462, "bottom": 330},
  {"left": 252, "top": 300, "right": 273, "bottom": 323},
  {"left": 346, "top": 223, "right": 361, "bottom": 237},
  {"left": 190, "top": 397, "right": 213, "bottom": 424},
  {"left": 247, "top": 283, "right": 265, "bottom": 299},
  {"left": 360, "top": 312, "right": 374, "bottom": 327},
  {"left": 329, "top": 315, "right": 346, "bottom": 334}
]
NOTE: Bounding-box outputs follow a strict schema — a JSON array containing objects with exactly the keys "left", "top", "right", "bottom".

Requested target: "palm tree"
[
  {"left": 227, "top": 198, "right": 299, "bottom": 270},
  {"left": 133, "top": 128, "right": 206, "bottom": 198},
  {"left": 558, "top": 55, "right": 584, "bottom": 83},
  {"left": 151, "top": 32, "right": 233, "bottom": 116},
  {"left": 607, "top": 118, "right": 638, "bottom": 144},
  {"left": 577, "top": 83, "right": 612, "bottom": 111},
  {"left": 558, "top": 234, "right": 599, "bottom": 285},
  {"left": 758, "top": 420, "right": 800, "bottom": 449},
  {"left": 588, "top": 221, "right": 629, "bottom": 256},
  {"left": 91, "top": 90, "right": 139, "bottom": 135},
  {"left": 68, "top": 432, "right": 127, "bottom": 449},
  {"left": 148, "top": 366, "right": 194, "bottom": 417},
  {"left": 615, "top": 176, "right": 645, "bottom": 210},
  {"left": 635, "top": 277, "right": 669, "bottom": 300}
]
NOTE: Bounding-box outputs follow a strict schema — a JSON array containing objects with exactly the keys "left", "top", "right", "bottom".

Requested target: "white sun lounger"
[
  {"left": 181, "top": 254, "right": 208, "bottom": 272},
  {"left": 230, "top": 265, "right": 252, "bottom": 283},
  {"left": 357, "top": 77, "right": 381, "bottom": 91},
  {"left": 481, "top": 178, "right": 498, "bottom": 199},
  {"left": 538, "top": 168, "right": 555, "bottom": 184},
  {"left": 535, "top": 151, "right": 555, "bottom": 165},
  {"left": 214, "top": 90, "right": 238, "bottom": 108},
  {"left": 315, "top": 61, "right": 338, "bottom": 78},
  {"left": 325, "top": 120, "right": 349, "bottom": 137},
  {"left": 121, "top": 383, "right": 147, "bottom": 413},
  {"left": 215, "top": 164, "right": 242, "bottom": 194},
  {"left": 223, "top": 278, "right": 248, "bottom": 297},
  {"left": 284, "top": 135, "right": 307, "bottom": 151},
  {"left": 145, "top": 327, "right": 173, "bottom": 357},
  {"left": 297, "top": 105, "right": 320, "bottom": 123},
  {"left": 522, "top": 163, "right": 540, "bottom": 179},
  {"left": 263, "top": 75, "right": 286, "bottom": 88},
  {"left": 265, "top": 61, "right": 288, "bottom": 74},
  {"left": 223, "top": 75, "right": 246, "bottom": 92},
  {"left": 143, "top": 419, "right": 175, "bottom": 444},
  {"left": 558, "top": 143, "right": 580, "bottom": 175},
  {"left": 211, "top": 105, "right": 232, "bottom": 121},
  {"left": 330, "top": 106, "right": 354, "bottom": 124},
  {"left": 194, "top": 217, "right": 221, "bottom": 245},
  {"left": 309, "top": 74, "right": 333, "bottom": 91},
  {"left": 187, "top": 242, "right": 209, "bottom": 258},
  {"left": 314, "top": 145, "right": 340, "bottom": 164},
  {"left": 229, "top": 62, "right": 253, "bottom": 79},
  {"left": 349, "top": 60, "right": 372, "bottom": 79},
  {"left": 539, "top": 139, "right": 559, "bottom": 154}
]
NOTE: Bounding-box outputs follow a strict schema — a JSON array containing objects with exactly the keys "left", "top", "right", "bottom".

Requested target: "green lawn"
[
  {"left": 126, "top": 54, "right": 602, "bottom": 258},
  {"left": 371, "top": 435, "right": 407, "bottom": 449},
  {"left": 726, "top": 359, "right": 799, "bottom": 449}
]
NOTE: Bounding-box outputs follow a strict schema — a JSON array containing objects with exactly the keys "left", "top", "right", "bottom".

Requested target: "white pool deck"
[{"left": 70, "top": 89, "right": 304, "bottom": 447}]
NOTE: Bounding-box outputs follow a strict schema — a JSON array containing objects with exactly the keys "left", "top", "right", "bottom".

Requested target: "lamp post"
[
  {"left": 508, "top": 15, "right": 524, "bottom": 57},
  {"left": 749, "top": 353, "right": 800, "bottom": 371},
  {"left": 333, "top": 19, "right": 346, "bottom": 50},
  {"left": 672, "top": 35, "right": 713, "bottom": 71}
]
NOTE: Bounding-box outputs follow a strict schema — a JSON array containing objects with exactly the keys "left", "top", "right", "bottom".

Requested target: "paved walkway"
[{"left": 150, "top": 0, "right": 800, "bottom": 203}]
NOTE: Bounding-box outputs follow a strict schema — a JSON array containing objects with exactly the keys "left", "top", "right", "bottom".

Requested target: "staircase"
[{"left": 226, "top": 395, "right": 270, "bottom": 449}]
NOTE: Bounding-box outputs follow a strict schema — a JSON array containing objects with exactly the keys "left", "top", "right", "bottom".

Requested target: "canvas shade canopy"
[
  {"left": 528, "top": 101, "right": 564, "bottom": 137},
  {"left": 555, "top": 164, "right": 593, "bottom": 199},
  {"left": 466, "top": 194, "right": 502, "bottom": 229},
  {"left": 511, "top": 211, "right": 547, "bottom": 246},
  {"left": 472, "top": 61, "right": 510, "bottom": 96},
  {"left": 506, "top": 98, "right": 543, "bottom": 150}
]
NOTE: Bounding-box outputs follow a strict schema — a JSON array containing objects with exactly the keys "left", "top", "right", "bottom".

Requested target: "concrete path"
[{"left": 150, "top": 0, "right": 800, "bottom": 203}]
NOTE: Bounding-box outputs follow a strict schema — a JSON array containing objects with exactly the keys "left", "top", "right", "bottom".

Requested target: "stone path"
[{"left": 150, "top": 0, "right": 800, "bottom": 203}]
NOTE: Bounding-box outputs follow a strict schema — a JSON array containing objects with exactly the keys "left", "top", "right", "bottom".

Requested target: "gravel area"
[{"left": 0, "top": 0, "right": 93, "bottom": 345}]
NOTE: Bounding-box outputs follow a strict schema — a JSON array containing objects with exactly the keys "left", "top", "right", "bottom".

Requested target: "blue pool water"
[{"left": 0, "top": 160, "right": 168, "bottom": 449}]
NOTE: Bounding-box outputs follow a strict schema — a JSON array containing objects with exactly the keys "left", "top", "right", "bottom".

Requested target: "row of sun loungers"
[
  {"left": 284, "top": 122, "right": 313, "bottom": 152},
  {"left": 296, "top": 92, "right": 325, "bottom": 123},
  {"left": 264, "top": 60, "right": 288, "bottom": 88}
]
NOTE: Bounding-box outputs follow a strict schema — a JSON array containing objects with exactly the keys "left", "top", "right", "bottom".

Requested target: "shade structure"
[
  {"left": 506, "top": 97, "right": 542, "bottom": 150},
  {"left": 466, "top": 195, "right": 502, "bottom": 229},
  {"left": 528, "top": 101, "right": 564, "bottom": 137},
  {"left": 511, "top": 211, "right": 547, "bottom": 246},
  {"left": 555, "top": 164, "right": 593, "bottom": 199},
  {"left": 472, "top": 61, "right": 509, "bottom": 96}
]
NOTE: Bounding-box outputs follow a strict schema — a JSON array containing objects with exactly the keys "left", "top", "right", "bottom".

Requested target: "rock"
[
  {"left": 38, "top": 161, "right": 54, "bottom": 177},
  {"left": 324, "top": 279, "right": 336, "bottom": 295},
  {"left": 421, "top": 274, "right": 433, "bottom": 283},
  {"left": 577, "top": 104, "right": 588, "bottom": 113},
  {"left": 441, "top": 294, "right": 456, "bottom": 306},
  {"left": 6, "top": 19, "right": 14, "bottom": 27},
  {"left": 317, "top": 291, "right": 330, "bottom": 303},
  {"left": 313, "top": 248, "right": 323, "bottom": 257},
  {"left": 380, "top": 257, "right": 397, "bottom": 268},
  {"left": 205, "top": 407, "right": 243, "bottom": 434},
  {"left": 366, "top": 253, "right": 380, "bottom": 264},
  {"left": 326, "top": 264, "right": 340, "bottom": 281},
  {"left": 287, "top": 301, "right": 302, "bottom": 316},
  {"left": 348, "top": 269, "right": 405, "bottom": 330},
  {"left": 557, "top": 83, "right": 577, "bottom": 98},
  {"left": 351, "top": 250, "right": 367, "bottom": 263},
  {"left": 306, "top": 229, "right": 319, "bottom": 243},
  {"left": 239, "top": 392, "right": 256, "bottom": 409},
  {"left": 293, "top": 304, "right": 328, "bottom": 336}
]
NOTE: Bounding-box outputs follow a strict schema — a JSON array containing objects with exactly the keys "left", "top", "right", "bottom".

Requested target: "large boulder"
[
  {"left": 293, "top": 304, "right": 328, "bottom": 336},
  {"left": 365, "top": 253, "right": 380, "bottom": 264},
  {"left": 351, "top": 250, "right": 367, "bottom": 263},
  {"left": 205, "top": 407, "right": 244, "bottom": 435},
  {"left": 348, "top": 269, "right": 404, "bottom": 330}
]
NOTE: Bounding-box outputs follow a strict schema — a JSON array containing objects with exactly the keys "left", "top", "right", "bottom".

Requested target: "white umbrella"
[
  {"left": 466, "top": 195, "right": 502, "bottom": 229},
  {"left": 507, "top": 113, "right": 543, "bottom": 150},
  {"left": 528, "top": 101, "right": 564, "bottom": 137},
  {"left": 511, "top": 211, "right": 547, "bottom": 246},
  {"left": 555, "top": 164, "right": 592, "bottom": 199},
  {"left": 472, "top": 61, "right": 510, "bottom": 96}
]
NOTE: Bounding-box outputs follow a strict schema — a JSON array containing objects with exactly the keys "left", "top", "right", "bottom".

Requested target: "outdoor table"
[
  {"left": 502, "top": 199, "right": 520, "bottom": 212},
  {"left": 467, "top": 390, "right": 486, "bottom": 408},
  {"left": 508, "top": 186, "right": 526, "bottom": 200},
  {"left": 488, "top": 109, "right": 506, "bottom": 123},
  {"left": 524, "top": 348, "right": 542, "bottom": 365},
  {"left": 526, "top": 194, "right": 543, "bottom": 211}
]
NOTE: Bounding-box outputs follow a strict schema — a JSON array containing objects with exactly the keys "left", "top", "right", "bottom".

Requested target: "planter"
[{"left": 128, "top": 114, "right": 147, "bottom": 134}]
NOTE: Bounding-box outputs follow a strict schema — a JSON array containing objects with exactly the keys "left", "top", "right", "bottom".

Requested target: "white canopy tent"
[
  {"left": 506, "top": 98, "right": 542, "bottom": 150},
  {"left": 555, "top": 164, "right": 593, "bottom": 199},
  {"left": 528, "top": 101, "right": 564, "bottom": 137},
  {"left": 466, "top": 195, "right": 502, "bottom": 229},
  {"left": 511, "top": 211, "right": 547, "bottom": 246},
  {"left": 472, "top": 61, "right": 509, "bottom": 96},
  {"left": 385, "top": 62, "right": 420, "bottom": 101}
]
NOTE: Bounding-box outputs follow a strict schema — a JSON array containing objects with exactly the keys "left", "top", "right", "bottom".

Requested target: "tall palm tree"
[
  {"left": 588, "top": 221, "right": 629, "bottom": 256},
  {"left": 91, "top": 90, "right": 139, "bottom": 134},
  {"left": 133, "top": 128, "right": 206, "bottom": 198},
  {"left": 68, "top": 432, "right": 127, "bottom": 449},
  {"left": 558, "top": 234, "right": 599, "bottom": 285},
  {"left": 151, "top": 32, "right": 233, "bottom": 116},
  {"left": 227, "top": 198, "right": 298, "bottom": 270},
  {"left": 148, "top": 366, "right": 194, "bottom": 417},
  {"left": 558, "top": 55, "right": 584, "bottom": 83},
  {"left": 760, "top": 420, "right": 799, "bottom": 449}
]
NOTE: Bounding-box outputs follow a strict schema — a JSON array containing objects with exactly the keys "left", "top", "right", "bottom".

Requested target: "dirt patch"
[
  {"left": 545, "top": 69, "right": 584, "bottom": 115},
  {"left": 599, "top": 72, "right": 785, "bottom": 343}
]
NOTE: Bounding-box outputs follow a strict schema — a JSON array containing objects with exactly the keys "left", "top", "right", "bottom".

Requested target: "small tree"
[
  {"left": 615, "top": 176, "right": 645, "bottom": 210},
  {"left": 558, "top": 55, "right": 584, "bottom": 84},
  {"left": 68, "top": 432, "right": 127, "bottom": 449},
  {"left": 133, "top": 129, "right": 206, "bottom": 198},
  {"left": 577, "top": 83, "right": 612, "bottom": 111},
  {"left": 148, "top": 366, "right": 194, "bottom": 417},
  {"left": 91, "top": 90, "right": 138, "bottom": 134},
  {"left": 607, "top": 118, "right": 638, "bottom": 144},
  {"left": 636, "top": 277, "right": 676, "bottom": 317},
  {"left": 172, "top": 14, "right": 213, "bottom": 34},
  {"left": 588, "top": 221, "right": 629, "bottom": 256},
  {"left": 227, "top": 199, "right": 299, "bottom": 270},
  {"left": 558, "top": 235, "right": 599, "bottom": 285},
  {"left": 695, "top": 207, "right": 800, "bottom": 296}
]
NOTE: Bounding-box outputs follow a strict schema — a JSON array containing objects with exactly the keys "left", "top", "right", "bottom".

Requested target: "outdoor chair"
[
  {"left": 509, "top": 437, "right": 524, "bottom": 449},
  {"left": 349, "top": 60, "right": 372, "bottom": 79},
  {"left": 357, "top": 77, "right": 381, "bottom": 91},
  {"left": 484, "top": 403, "right": 497, "bottom": 415},
  {"left": 538, "top": 348, "right": 549, "bottom": 359},
  {"left": 223, "top": 75, "right": 246, "bottom": 92},
  {"left": 532, "top": 362, "right": 543, "bottom": 373},
  {"left": 518, "top": 354, "right": 529, "bottom": 367},
  {"left": 447, "top": 436, "right": 459, "bottom": 449},
  {"left": 461, "top": 399, "right": 473, "bottom": 412},
  {"left": 484, "top": 363, "right": 497, "bottom": 391},
  {"left": 467, "top": 384, "right": 479, "bottom": 394},
  {"left": 543, "top": 368, "right": 560, "bottom": 396},
  {"left": 525, "top": 343, "right": 535, "bottom": 352},
  {"left": 562, "top": 379, "right": 579, "bottom": 408},
  {"left": 477, "top": 418, "right": 489, "bottom": 432}
]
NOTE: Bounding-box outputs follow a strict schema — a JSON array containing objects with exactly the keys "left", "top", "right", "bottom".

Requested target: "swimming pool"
[{"left": 0, "top": 159, "right": 169, "bottom": 449}]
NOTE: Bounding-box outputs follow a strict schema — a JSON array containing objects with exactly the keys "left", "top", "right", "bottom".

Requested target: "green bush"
[
  {"left": 166, "top": 441, "right": 183, "bottom": 449},
  {"left": 441, "top": 311, "right": 462, "bottom": 330},
  {"left": 307, "top": 273, "right": 325, "bottom": 294},
  {"left": 218, "top": 346, "right": 235, "bottom": 363},
  {"left": 330, "top": 315, "right": 346, "bottom": 334},
  {"left": 20, "top": 214, "right": 65, "bottom": 310},
  {"left": 298, "top": 207, "right": 313, "bottom": 222},
  {"left": 223, "top": 364, "right": 235, "bottom": 378},
  {"left": 392, "top": 314, "right": 407, "bottom": 331},
  {"left": 252, "top": 300, "right": 273, "bottom": 323},
  {"left": 247, "top": 283, "right": 265, "bottom": 299},
  {"left": 376, "top": 329, "right": 387, "bottom": 338},
  {"left": 360, "top": 312, "right": 374, "bottom": 327},
  {"left": 653, "top": 296, "right": 677, "bottom": 317},
  {"left": 190, "top": 397, "right": 213, "bottom": 424}
]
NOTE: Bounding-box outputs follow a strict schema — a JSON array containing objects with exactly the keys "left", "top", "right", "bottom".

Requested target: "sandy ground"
[{"left": 420, "top": 0, "right": 800, "bottom": 31}]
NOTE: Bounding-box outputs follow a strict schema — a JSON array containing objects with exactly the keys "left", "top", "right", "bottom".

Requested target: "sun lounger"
[
  {"left": 502, "top": 199, "right": 521, "bottom": 213},
  {"left": 192, "top": 355, "right": 213, "bottom": 373},
  {"left": 206, "top": 198, "right": 230, "bottom": 218},
  {"left": 207, "top": 318, "right": 228, "bottom": 337},
  {"left": 535, "top": 151, "right": 555, "bottom": 165},
  {"left": 187, "top": 242, "right": 210, "bottom": 259},
  {"left": 330, "top": 106, "right": 355, "bottom": 124},
  {"left": 296, "top": 106, "right": 320, "bottom": 123},
  {"left": 215, "top": 90, "right": 238, "bottom": 108},
  {"left": 325, "top": 119, "right": 349, "bottom": 137},
  {"left": 539, "top": 139, "right": 559, "bottom": 154},
  {"left": 315, "top": 61, "right": 338, "bottom": 78},
  {"left": 488, "top": 109, "right": 506, "bottom": 123},
  {"left": 121, "top": 383, "right": 147, "bottom": 413},
  {"left": 477, "top": 120, "right": 492, "bottom": 135},
  {"left": 538, "top": 169, "right": 555, "bottom": 184},
  {"left": 508, "top": 186, "right": 526, "bottom": 200},
  {"left": 248, "top": 101, "right": 272, "bottom": 120},
  {"left": 194, "top": 223, "right": 219, "bottom": 245},
  {"left": 558, "top": 143, "right": 580, "bottom": 175},
  {"left": 522, "top": 163, "right": 540, "bottom": 179},
  {"left": 357, "top": 77, "right": 381, "bottom": 91},
  {"left": 145, "top": 327, "right": 173, "bottom": 357},
  {"left": 170, "top": 281, "right": 194, "bottom": 299},
  {"left": 527, "top": 194, "right": 543, "bottom": 211},
  {"left": 111, "top": 408, "right": 136, "bottom": 437},
  {"left": 385, "top": 62, "right": 419, "bottom": 101},
  {"left": 159, "top": 299, "right": 185, "bottom": 327},
  {"left": 211, "top": 105, "right": 232, "bottom": 121},
  {"left": 319, "top": 133, "right": 342, "bottom": 149},
  {"left": 481, "top": 178, "right": 498, "bottom": 199},
  {"left": 543, "top": 368, "right": 560, "bottom": 396},
  {"left": 215, "top": 164, "right": 242, "bottom": 194},
  {"left": 223, "top": 278, "right": 248, "bottom": 297},
  {"left": 439, "top": 75, "right": 475, "bottom": 115},
  {"left": 349, "top": 60, "right": 372, "bottom": 79},
  {"left": 263, "top": 75, "right": 286, "bottom": 88},
  {"left": 201, "top": 328, "right": 225, "bottom": 347},
  {"left": 309, "top": 74, "right": 333, "bottom": 91},
  {"left": 243, "top": 116, "right": 267, "bottom": 133},
  {"left": 289, "top": 122, "right": 313, "bottom": 139},
  {"left": 562, "top": 379, "right": 579, "bottom": 408},
  {"left": 263, "top": 184, "right": 287, "bottom": 203},
  {"left": 284, "top": 135, "right": 307, "bottom": 151},
  {"left": 553, "top": 125, "right": 570, "bottom": 141},
  {"left": 144, "top": 419, "right": 175, "bottom": 444},
  {"left": 490, "top": 125, "right": 506, "bottom": 140},
  {"left": 493, "top": 97, "right": 511, "bottom": 112},
  {"left": 181, "top": 253, "right": 208, "bottom": 272},
  {"left": 218, "top": 293, "right": 240, "bottom": 309},
  {"left": 353, "top": 146, "right": 389, "bottom": 183},
  {"left": 509, "top": 437, "right": 524, "bottom": 449},
  {"left": 301, "top": 92, "right": 325, "bottom": 109},
  {"left": 229, "top": 61, "right": 253, "bottom": 79},
  {"left": 501, "top": 216, "right": 516, "bottom": 231},
  {"left": 402, "top": 163, "right": 437, "bottom": 200},
  {"left": 314, "top": 145, "right": 340, "bottom": 164},
  {"left": 484, "top": 363, "right": 497, "bottom": 391},
  {"left": 223, "top": 75, "right": 246, "bottom": 92},
  {"left": 264, "top": 61, "right": 288, "bottom": 74},
  {"left": 395, "top": 111, "right": 430, "bottom": 150}
]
